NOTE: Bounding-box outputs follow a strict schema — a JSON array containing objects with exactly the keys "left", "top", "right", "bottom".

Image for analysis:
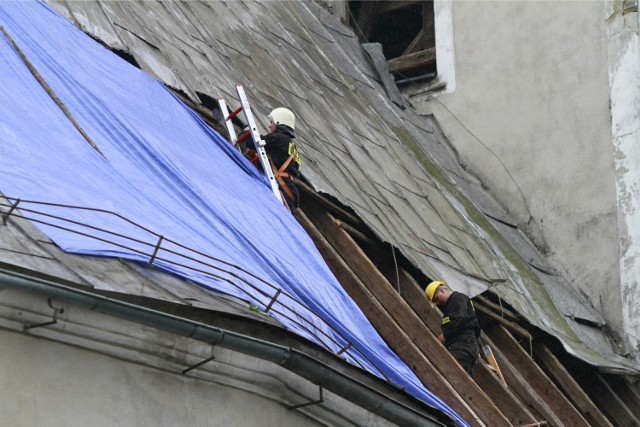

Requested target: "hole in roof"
[{"left": 348, "top": 0, "right": 437, "bottom": 82}]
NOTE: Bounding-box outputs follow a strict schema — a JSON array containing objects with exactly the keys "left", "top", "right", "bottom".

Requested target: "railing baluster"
[{"left": 2, "top": 198, "right": 20, "bottom": 225}]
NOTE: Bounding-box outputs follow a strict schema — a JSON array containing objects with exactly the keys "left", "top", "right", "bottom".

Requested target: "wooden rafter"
[
  {"left": 473, "top": 360, "right": 539, "bottom": 426},
  {"left": 475, "top": 302, "right": 531, "bottom": 342},
  {"left": 402, "top": 28, "right": 425, "bottom": 56},
  {"left": 300, "top": 204, "right": 512, "bottom": 426},
  {"left": 475, "top": 295, "right": 520, "bottom": 323},
  {"left": 388, "top": 265, "right": 538, "bottom": 425},
  {"left": 378, "top": 0, "right": 423, "bottom": 15},
  {"left": 354, "top": 1, "right": 379, "bottom": 41},
  {"left": 422, "top": 0, "right": 435, "bottom": 48},
  {"left": 297, "top": 179, "right": 362, "bottom": 227},
  {"left": 482, "top": 333, "right": 561, "bottom": 425},
  {"left": 604, "top": 376, "right": 640, "bottom": 418},
  {"left": 583, "top": 374, "right": 640, "bottom": 426},
  {"left": 485, "top": 324, "right": 591, "bottom": 426},
  {"left": 388, "top": 48, "right": 436, "bottom": 74},
  {"left": 534, "top": 344, "right": 613, "bottom": 427},
  {"left": 295, "top": 209, "right": 482, "bottom": 424}
]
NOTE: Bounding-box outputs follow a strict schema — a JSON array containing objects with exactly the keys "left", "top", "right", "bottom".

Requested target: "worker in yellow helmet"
[{"left": 425, "top": 281, "right": 481, "bottom": 375}]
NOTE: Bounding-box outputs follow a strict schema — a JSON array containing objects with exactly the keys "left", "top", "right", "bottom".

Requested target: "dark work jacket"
[
  {"left": 440, "top": 291, "right": 480, "bottom": 348},
  {"left": 247, "top": 125, "right": 299, "bottom": 177}
]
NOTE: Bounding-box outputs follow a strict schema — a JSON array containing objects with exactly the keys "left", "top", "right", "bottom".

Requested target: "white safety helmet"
[{"left": 268, "top": 107, "right": 295, "bottom": 130}]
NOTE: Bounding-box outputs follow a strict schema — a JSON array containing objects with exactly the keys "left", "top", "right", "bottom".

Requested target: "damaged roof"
[{"left": 40, "top": 0, "right": 638, "bottom": 374}]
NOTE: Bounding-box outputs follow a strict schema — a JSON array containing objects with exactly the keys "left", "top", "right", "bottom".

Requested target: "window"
[{"left": 348, "top": 1, "right": 436, "bottom": 84}]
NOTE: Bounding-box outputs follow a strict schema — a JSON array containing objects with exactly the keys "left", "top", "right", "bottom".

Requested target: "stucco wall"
[
  {"left": 607, "top": 1, "right": 640, "bottom": 351},
  {"left": 0, "top": 329, "right": 324, "bottom": 427},
  {"left": 409, "top": 1, "right": 626, "bottom": 338},
  {"left": 0, "top": 286, "right": 394, "bottom": 427}
]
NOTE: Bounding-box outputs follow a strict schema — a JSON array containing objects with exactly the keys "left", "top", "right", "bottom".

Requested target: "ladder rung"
[
  {"left": 226, "top": 106, "right": 244, "bottom": 121},
  {"left": 236, "top": 130, "right": 250, "bottom": 144}
]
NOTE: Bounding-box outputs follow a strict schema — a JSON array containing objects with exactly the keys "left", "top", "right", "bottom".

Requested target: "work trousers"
[{"left": 447, "top": 336, "right": 480, "bottom": 375}]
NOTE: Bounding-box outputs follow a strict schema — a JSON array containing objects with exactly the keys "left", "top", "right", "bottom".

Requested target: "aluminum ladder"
[{"left": 217, "top": 84, "right": 283, "bottom": 203}]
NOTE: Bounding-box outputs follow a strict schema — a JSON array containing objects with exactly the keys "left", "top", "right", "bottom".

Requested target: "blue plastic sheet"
[{"left": 0, "top": 2, "right": 466, "bottom": 424}]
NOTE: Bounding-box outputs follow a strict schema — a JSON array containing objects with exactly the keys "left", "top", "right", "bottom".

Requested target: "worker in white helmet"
[
  {"left": 425, "top": 280, "right": 481, "bottom": 375},
  {"left": 246, "top": 107, "right": 300, "bottom": 214}
]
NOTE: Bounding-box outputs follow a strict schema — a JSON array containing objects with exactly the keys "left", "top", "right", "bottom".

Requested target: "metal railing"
[{"left": 0, "top": 196, "right": 390, "bottom": 381}]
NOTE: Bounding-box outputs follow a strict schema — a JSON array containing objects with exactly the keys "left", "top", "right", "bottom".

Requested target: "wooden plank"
[
  {"left": 396, "top": 267, "right": 443, "bottom": 334},
  {"left": 402, "top": 28, "right": 424, "bottom": 56},
  {"left": 584, "top": 374, "right": 640, "bottom": 426},
  {"left": 602, "top": 375, "right": 640, "bottom": 419},
  {"left": 355, "top": 0, "right": 378, "bottom": 41},
  {"left": 379, "top": 0, "right": 423, "bottom": 14},
  {"left": 302, "top": 206, "right": 511, "bottom": 427},
  {"left": 473, "top": 361, "right": 539, "bottom": 426},
  {"left": 297, "top": 179, "right": 362, "bottom": 227},
  {"left": 475, "top": 295, "right": 520, "bottom": 323},
  {"left": 388, "top": 48, "right": 436, "bottom": 74},
  {"left": 533, "top": 344, "right": 613, "bottom": 427},
  {"left": 335, "top": 219, "right": 374, "bottom": 246},
  {"left": 295, "top": 210, "right": 482, "bottom": 425},
  {"left": 482, "top": 334, "right": 561, "bottom": 426},
  {"left": 486, "top": 324, "right": 591, "bottom": 427},
  {"left": 475, "top": 303, "right": 532, "bottom": 341},
  {"left": 421, "top": 0, "right": 436, "bottom": 49},
  {"left": 367, "top": 242, "right": 542, "bottom": 423},
  {"left": 356, "top": 241, "right": 443, "bottom": 334}
]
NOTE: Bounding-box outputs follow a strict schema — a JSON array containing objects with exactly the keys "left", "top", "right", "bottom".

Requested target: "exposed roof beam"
[
  {"left": 300, "top": 204, "right": 512, "bottom": 426},
  {"left": 402, "top": 28, "right": 425, "bottom": 56},
  {"left": 297, "top": 179, "right": 362, "bottom": 227},
  {"left": 388, "top": 48, "right": 436, "bottom": 74},
  {"left": 473, "top": 361, "right": 539, "bottom": 426},
  {"left": 383, "top": 264, "right": 539, "bottom": 425},
  {"left": 533, "top": 344, "right": 613, "bottom": 427},
  {"left": 296, "top": 208, "right": 480, "bottom": 424},
  {"left": 475, "top": 295, "right": 520, "bottom": 323},
  {"left": 586, "top": 374, "right": 640, "bottom": 425},
  {"left": 355, "top": 1, "right": 378, "bottom": 41},
  {"left": 482, "top": 332, "right": 563, "bottom": 425},
  {"left": 475, "top": 303, "right": 531, "bottom": 341},
  {"left": 604, "top": 376, "right": 640, "bottom": 419},
  {"left": 485, "top": 324, "right": 591, "bottom": 426},
  {"left": 378, "top": 1, "right": 424, "bottom": 14}
]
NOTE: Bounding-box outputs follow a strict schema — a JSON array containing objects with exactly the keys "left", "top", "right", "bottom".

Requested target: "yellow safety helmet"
[
  {"left": 268, "top": 107, "right": 295, "bottom": 130},
  {"left": 425, "top": 281, "right": 445, "bottom": 302}
]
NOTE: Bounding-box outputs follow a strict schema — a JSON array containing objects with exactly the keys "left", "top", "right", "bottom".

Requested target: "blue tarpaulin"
[{"left": 0, "top": 2, "right": 465, "bottom": 424}]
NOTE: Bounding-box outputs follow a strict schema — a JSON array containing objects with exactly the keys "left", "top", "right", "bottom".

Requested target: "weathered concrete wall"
[
  {"left": 0, "top": 289, "right": 391, "bottom": 427},
  {"left": 606, "top": 1, "right": 640, "bottom": 351},
  {"left": 408, "top": 1, "right": 630, "bottom": 345},
  {"left": 0, "top": 329, "right": 323, "bottom": 427}
]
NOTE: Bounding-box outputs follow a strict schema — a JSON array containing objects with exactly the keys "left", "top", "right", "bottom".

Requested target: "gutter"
[{"left": 0, "top": 267, "right": 453, "bottom": 427}]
